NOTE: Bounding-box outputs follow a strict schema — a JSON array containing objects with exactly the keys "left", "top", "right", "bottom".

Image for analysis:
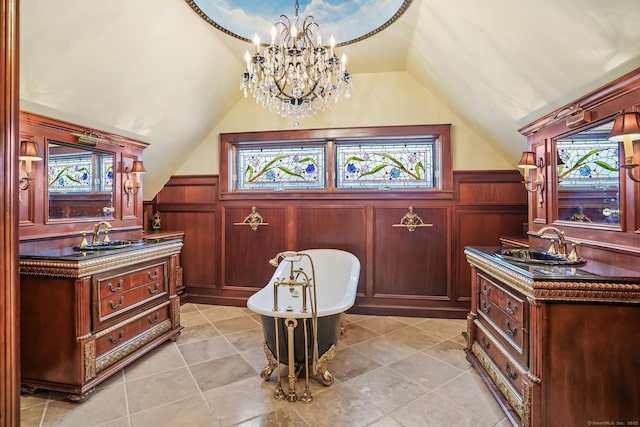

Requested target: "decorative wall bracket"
[
  {"left": 621, "top": 159, "right": 640, "bottom": 183},
  {"left": 392, "top": 206, "right": 433, "bottom": 232},
  {"left": 234, "top": 206, "right": 269, "bottom": 231}
]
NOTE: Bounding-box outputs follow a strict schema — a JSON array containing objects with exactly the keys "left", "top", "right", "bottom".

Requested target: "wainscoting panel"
[
  {"left": 150, "top": 171, "right": 527, "bottom": 317},
  {"left": 149, "top": 175, "right": 219, "bottom": 297},
  {"left": 373, "top": 205, "right": 450, "bottom": 299},
  {"left": 452, "top": 171, "right": 528, "bottom": 303},
  {"left": 294, "top": 205, "right": 368, "bottom": 296},
  {"left": 221, "top": 205, "right": 288, "bottom": 293}
]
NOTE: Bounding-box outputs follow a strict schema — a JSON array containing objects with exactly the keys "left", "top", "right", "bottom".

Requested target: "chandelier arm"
[
  {"left": 271, "top": 80, "right": 296, "bottom": 103},
  {"left": 274, "top": 20, "right": 291, "bottom": 45},
  {"left": 270, "top": 78, "right": 321, "bottom": 104},
  {"left": 301, "top": 22, "right": 321, "bottom": 48}
]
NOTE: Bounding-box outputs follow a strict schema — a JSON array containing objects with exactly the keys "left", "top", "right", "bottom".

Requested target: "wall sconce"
[
  {"left": 608, "top": 110, "right": 640, "bottom": 183},
  {"left": 517, "top": 151, "right": 545, "bottom": 207},
  {"left": 19, "top": 140, "right": 43, "bottom": 191},
  {"left": 123, "top": 160, "right": 145, "bottom": 207}
]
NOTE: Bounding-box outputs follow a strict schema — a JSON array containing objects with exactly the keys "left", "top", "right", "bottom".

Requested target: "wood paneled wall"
[
  {"left": 146, "top": 175, "right": 219, "bottom": 297},
  {"left": 149, "top": 170, "right": 527, "bottom": 318},
  {"left": 452, "top": 171, "right": 530, "bottom": 300}
]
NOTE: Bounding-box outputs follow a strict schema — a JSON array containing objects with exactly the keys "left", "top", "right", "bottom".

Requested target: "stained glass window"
[
  {"left": 48, "top": 153, "right": 113, "bottom": 193},
  {"left": 226, "top": 126, "right": 449, "bottom": 193},
  {"left": 336, "top": 141, "right": 434, "bottom": 189},
  {"left": 102, "top": 156, "right": 114, "bottom": 190},
  {"left": 556, "top": 139, "right": 619, "bottom": 187},
  {"left": 237, "top": 146, "right": 325, "bottom": 190}
]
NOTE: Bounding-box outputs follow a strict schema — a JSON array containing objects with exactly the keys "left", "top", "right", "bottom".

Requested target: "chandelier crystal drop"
[{"left": 240, "top": 0, "right": 352, "bottom": 119}]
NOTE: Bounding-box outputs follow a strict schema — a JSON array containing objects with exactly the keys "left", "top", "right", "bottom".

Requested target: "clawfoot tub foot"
[
  {"left": 260, "top": 341, "right": 279, "bottom": 381},
  {"left": 313, "top": 344, "right": 337, "bottom": 386}
]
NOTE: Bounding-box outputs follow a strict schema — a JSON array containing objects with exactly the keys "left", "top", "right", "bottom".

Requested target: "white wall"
[{"left": 174, "top": 71, "right": 513, "bottom": 179}]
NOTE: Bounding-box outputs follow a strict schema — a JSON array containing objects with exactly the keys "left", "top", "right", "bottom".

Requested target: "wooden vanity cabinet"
[
  {"left": 465, "top": 247, "right": 640, "bottom": 427},
  {"left": 19, "top": 241, "right": 183, "bottom": 401}
]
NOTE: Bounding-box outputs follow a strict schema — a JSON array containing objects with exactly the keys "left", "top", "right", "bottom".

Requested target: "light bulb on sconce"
[
  {"left": 517, "top": 151, "right": 545, "bottom": 207},
  {"left": 608, "top": 110, "right": 640, "bottom": 183},
  {"left": 19, "top": 140, "right": 43, "bottom": 191},
  {"left": 123, "top": 160, "right": 145, "bottom": 207}
]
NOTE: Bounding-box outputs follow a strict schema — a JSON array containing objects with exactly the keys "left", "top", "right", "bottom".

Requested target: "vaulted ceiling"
[{"left": 20, "top": 0, "right": 640, "bottom": 197}]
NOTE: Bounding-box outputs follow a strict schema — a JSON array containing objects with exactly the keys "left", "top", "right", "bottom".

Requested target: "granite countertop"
[
  {"left": 19, "top": 239, "right": 182, "bottom": 262},
  {"left": 465, "top": 246, "right": 640, "bottom": 282}
]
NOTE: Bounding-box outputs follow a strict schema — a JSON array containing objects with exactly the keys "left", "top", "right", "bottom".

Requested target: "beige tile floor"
[{"left": 21, "top": 304, "right": 511, "bottom": 427}]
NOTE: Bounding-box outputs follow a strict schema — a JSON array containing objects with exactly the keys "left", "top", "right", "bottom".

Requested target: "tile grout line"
[
  {"left": 170, "top": 320, "right": 220, "bottom": 422},
  {"left": 38, "top": 399, "right": 49, "bottom": 427},
  {"left": 121, "top": 369, "right": 133, "bottom": 426}
]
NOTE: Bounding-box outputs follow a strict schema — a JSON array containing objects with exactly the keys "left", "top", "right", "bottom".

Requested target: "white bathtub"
[
  {"left": 247, "top": 249, "right": 360, "bottom": 383},
  {"left": 247, "top": 248, "right": 360, "bottom": 318}
]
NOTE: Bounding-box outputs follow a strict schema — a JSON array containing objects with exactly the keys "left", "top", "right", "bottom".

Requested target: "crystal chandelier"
[{"left": 240, "top": 0, "right": 352, "bottom": 119}]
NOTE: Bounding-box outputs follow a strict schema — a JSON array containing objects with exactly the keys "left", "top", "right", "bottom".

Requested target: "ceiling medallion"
[{"left": 185, "top": 0, "right": 413, "bottom": 46}]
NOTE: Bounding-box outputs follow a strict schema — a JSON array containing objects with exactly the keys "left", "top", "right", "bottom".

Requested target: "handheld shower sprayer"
[{"left": 268, "top": 251, "right": 298, "bottom": 266}]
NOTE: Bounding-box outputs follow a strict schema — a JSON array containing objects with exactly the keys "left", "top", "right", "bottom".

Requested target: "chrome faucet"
[
  {"left": 537, "top": 226, "right": 567, "bottom": 256},
  {"left": 92, "top": 221, "right": 112, "bottom": 244}
]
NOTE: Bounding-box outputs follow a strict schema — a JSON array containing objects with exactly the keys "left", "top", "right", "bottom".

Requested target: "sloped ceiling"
[{"left": 20, "top": 0, "right": 640, "bottom": 198}]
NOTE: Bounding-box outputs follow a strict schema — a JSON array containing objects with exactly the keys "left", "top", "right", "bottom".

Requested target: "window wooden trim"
[{"left": 219, "top": 124, "right": 453, "bottom": 201}]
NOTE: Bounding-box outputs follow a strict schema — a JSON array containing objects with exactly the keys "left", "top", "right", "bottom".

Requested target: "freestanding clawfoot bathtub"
[{"left": 247, "top": 249, "right": 360, "bottom": 402}]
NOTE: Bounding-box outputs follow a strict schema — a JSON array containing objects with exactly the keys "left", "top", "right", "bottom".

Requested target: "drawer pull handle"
[
  {"left": 147, "top": 269, "right": 160, "bottom": 280},
  {"left": 107, "top": 279, "right": 123, "bottom": 292},
  {"left": 505, "top": 298, "right": 519, "bottom": 315},
  {"left": 481, "top": 283, "right": 492, "bottom": 296},
  {"left": 148, "top": 283, "right": 161, "bottom": 294},
  {"left": 505, "top": 320, "right": 518, "bottom": 337},
  {"left": 109, "top": 296, "right": 125, "bottom": 309},
  {"left": 481, "top": 301, "right": 491, "bottom": 314},
  {"left": 108, "top": 330, "right": 124, "bottom": 344},
  {"left": 505, "top": 362, "right": 518, "bottom": 380},
  {"left": 148, "top": 313, "right": 159, "bottom": 324},
  {"left": 481, "top": 336, "right": 491, "bottom": 350}
]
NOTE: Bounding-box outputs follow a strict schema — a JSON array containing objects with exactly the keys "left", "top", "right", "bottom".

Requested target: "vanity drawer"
[
  {"left": 478, "top": 295, "right": 525, "bottom": 357},
  {"left": 95, "top": 304, "right": 171, "bottom": 356},
  {"left": 474, "top": 322, "right": 526, "bottom": 399},
  {"left": 95, "top": 262, "right": 166, "bottom": 301},
  {"left": 96, "top": 279, "right": 167, "bottom": 324},
  {"left": 478, "top": 273, "right": 524, "bottom": 324}
]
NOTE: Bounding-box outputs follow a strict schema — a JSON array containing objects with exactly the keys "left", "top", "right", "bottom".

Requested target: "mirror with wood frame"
[
  {"left": 554, "top": 119, "right": 621, "bottom": 228},
  {"left": 47, "top": 140, "right": 115, "bottom": 220}
]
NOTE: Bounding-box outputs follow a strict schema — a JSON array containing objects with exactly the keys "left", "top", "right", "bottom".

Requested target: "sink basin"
[
  {"left": 494, "top": 248, "right": 586, "bottom": 266},
  {"left": 73, "top": 240, "right": 145, "bottom": 252}
]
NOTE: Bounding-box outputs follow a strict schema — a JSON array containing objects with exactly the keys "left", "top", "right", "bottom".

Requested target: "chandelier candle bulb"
[{"left": 623, "top": 136, "right": 634, "bottom": 164}]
